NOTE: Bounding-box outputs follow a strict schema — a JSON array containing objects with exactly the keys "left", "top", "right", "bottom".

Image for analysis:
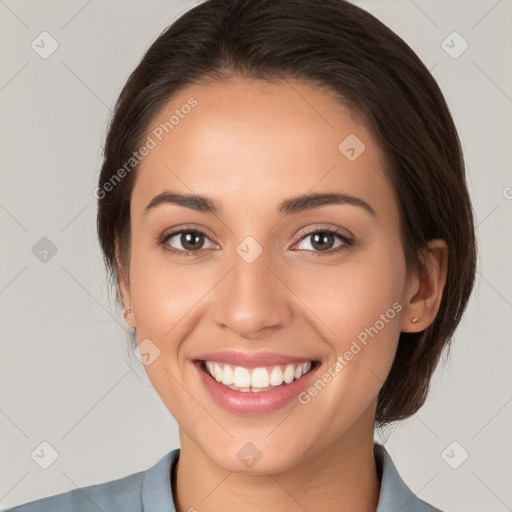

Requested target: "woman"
[{"left": 7, "top": 0, "right": 476, "bottom": 510}]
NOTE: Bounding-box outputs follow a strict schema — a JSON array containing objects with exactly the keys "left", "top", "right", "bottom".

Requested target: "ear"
[
  {"left": 115, "top": 240, "right": 136, "bottom": 329},
  {"left": 401, "top": 239, "right": 448, "bottom": 333}
]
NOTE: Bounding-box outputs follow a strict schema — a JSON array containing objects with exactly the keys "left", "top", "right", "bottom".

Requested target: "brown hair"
[{"left": 96, "top": 0, "right": 477, "bottom": 426}]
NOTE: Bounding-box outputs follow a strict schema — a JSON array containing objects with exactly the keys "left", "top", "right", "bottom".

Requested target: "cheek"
[
  {"left": 291, "top": 266, "right": 403, "bottom": 423},
  {"left": 128, "top": 243, "right": 211, "bottom": 337},
  {"left": 293, "top": 243, "right": 405, "bottom": 338},
  {"left": 126, "top": 247, "right": 202, "bottom": 408},
  {"left": 290, "top": 240, "right": 405, "bottom": 384}
]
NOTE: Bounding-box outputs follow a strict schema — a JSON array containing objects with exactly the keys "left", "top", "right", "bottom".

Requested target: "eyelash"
[{"left": 158, "top": 225, "right": 354, "bottom": 258}]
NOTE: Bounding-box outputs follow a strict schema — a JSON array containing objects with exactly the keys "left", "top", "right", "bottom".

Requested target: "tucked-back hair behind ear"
[{"left": 96, "top": 0, "right": 477, "bottom": 426}]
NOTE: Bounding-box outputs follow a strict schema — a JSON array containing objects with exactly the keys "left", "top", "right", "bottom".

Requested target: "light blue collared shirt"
[{"left": 6, "top": 443, "right": 445, "bottom": 511}]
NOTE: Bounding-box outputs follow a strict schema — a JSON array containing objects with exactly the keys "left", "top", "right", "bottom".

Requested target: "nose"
[{"left": 211, "top": 247, "right": 293, "bottom": 340}]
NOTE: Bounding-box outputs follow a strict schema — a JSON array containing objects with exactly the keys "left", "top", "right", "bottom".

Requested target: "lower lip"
[{"left": 195, "top": 361, "right": 320, "bottom": 415}]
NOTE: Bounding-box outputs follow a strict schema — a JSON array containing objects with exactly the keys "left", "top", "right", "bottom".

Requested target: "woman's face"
[{"left": 120, "top": 78, "right": 416, "bottom": 473}]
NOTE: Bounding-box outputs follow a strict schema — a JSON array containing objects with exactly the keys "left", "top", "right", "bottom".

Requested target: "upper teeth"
[{"left": 204, "top": 361, "right": 313, "bottom": 390}]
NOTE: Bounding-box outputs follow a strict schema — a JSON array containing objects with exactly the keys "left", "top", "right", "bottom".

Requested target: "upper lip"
[{"left": 195, "top": 351, "right": 317, "bottom": 368}]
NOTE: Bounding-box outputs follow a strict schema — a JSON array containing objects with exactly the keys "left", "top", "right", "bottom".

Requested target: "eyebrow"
[{"left": 144, "top": 190, "right": 377, "bottom": 217}]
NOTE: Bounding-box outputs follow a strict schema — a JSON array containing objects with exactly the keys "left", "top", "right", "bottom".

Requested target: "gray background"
[{"left": 1, "top": 0, "right": 511, "bottom": 510}]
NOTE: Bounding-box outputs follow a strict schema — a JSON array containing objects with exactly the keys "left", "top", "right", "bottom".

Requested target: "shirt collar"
[
  {"left": 141, "top": 448, "right": 179, "bottom": 512},
  {"left": 374, "top": 443, "right": 442, "bottom": 511}
]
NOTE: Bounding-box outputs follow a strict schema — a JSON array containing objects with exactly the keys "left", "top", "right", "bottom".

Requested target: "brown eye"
[
  {"left": 309, "top": 232, "right": 337, "bottom": 251},
  {"left": 160, "top": 229, "right": 217, "bottom": 256},
  {"left": 177, "top": 231, "right": 205, "bottom": 251},
  {"left": 292, "top": 226, "right": 353, "bottom": 257}
]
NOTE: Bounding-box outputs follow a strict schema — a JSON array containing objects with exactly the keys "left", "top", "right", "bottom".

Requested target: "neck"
[{"left": 172, "top": 418, "right": 381, "bottom": 512}]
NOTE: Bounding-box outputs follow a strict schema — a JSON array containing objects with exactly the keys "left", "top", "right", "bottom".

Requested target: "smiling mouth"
[{"left": 198, "top": 360, "right": 320, "bottom": 393}]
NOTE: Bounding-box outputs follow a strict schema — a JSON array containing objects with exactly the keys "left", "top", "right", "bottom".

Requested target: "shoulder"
[
  {"left": 5, "top": 449, "right": 179, "bottom": 512},
  {"left": 4, "top": 471, "right": 145, "bottom": 512},
  {"left": 374, "top": 443, "right": 447, "bottom": 512},
  {"left": 4, "top": 472, "right": 144, "bottom": 512}
]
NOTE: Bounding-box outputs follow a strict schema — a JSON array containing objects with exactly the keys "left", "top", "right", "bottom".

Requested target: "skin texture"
[{"left": 118, "top": 78, "right": 448, "bottom": 512}]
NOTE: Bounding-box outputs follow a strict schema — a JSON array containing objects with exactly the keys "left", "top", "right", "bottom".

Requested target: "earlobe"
[
  {"left": 120, "top": 284, "right": 137, "bottom": 329},
  {"left": 119, "top": 273, "right": 136, "bottom": 329},
  {"left": 123, "top": 307, "right": 136, "bottom": 329},
  {"left": 401, "top": 239, "right": 448, "bottom": 333}
]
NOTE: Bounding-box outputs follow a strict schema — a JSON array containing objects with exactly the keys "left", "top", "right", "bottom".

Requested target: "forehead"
[{"left": 132, "top": 78, "right": 396, "bottom": 221}]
